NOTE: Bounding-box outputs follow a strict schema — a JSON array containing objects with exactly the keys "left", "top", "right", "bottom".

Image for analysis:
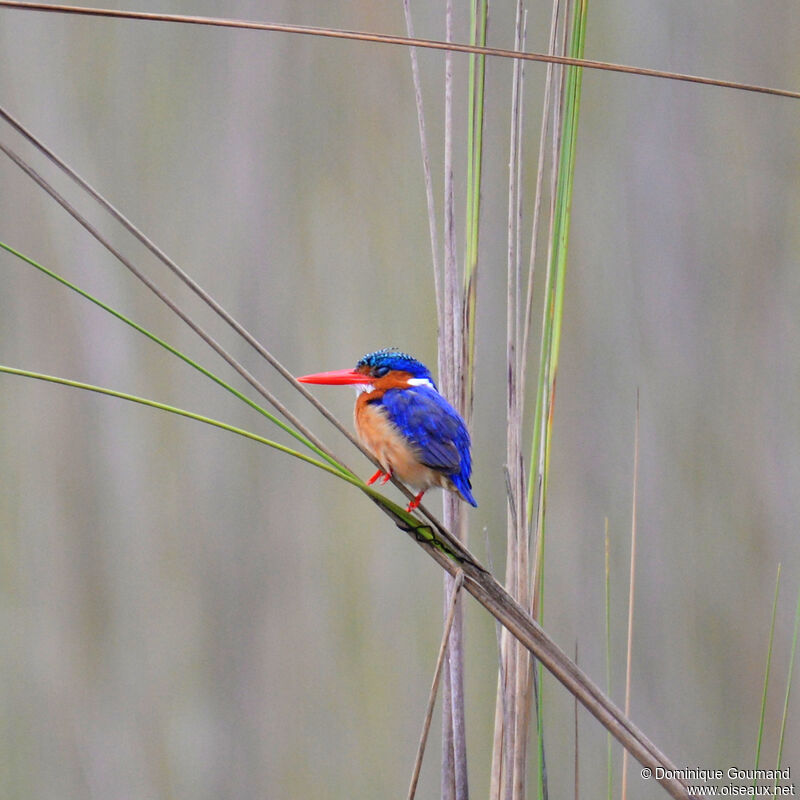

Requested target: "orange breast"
[{"left": 355, "top": 395, "right": 449, "bottom": 492}]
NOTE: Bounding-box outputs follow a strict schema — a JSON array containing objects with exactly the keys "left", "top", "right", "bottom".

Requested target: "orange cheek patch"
[{"left": 371, "top": 371, "right": 414, "bottom": 391}]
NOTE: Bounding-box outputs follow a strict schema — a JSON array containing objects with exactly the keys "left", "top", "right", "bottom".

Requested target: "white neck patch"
[
  {"left": 408, "top": 377, "right": 435, "bottom": 389},
  {"left": 354, "top": 383, "right": 374, "bottom": 395}
]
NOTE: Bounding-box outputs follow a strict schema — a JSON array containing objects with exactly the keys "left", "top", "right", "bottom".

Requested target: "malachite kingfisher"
[{"left": 298, "top": 348, "right": 477, "bottom": 513}]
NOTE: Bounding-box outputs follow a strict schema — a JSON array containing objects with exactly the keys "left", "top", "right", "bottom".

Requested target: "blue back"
[{"left": 379, "top": 383, "right": 477, "bottom": 507}]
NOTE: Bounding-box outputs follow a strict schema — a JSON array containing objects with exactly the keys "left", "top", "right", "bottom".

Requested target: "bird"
[{"left": 297, "top": 348, "right": 477, "bottom": 512}]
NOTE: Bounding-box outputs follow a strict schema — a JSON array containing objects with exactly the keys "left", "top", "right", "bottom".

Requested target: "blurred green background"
[{"left": 1, "top": 1, "right": 798, "bottom": 798}]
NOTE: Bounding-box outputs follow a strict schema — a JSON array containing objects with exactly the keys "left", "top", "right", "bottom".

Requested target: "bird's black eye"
[{"left": 374, "top": 365, "right": 390, "bottom": 378}]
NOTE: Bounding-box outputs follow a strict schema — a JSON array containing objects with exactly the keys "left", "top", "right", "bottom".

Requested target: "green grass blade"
[
  {"left": 754, "top": 563, "right": 781, "bottom": 776},
  {"left": 775, "top": 581, "right": 800, "bottom": 773},
  {"left": 0, "top": 364, "right": 337, "bottom": 473},
  {"left": 0, "top": 240, "right": 352, "bottom": 478},
  {"left": 529, "top": 3, "right": 588, "bottom": 798},
  {"left": 0, "top": 363, "right": 466, "bottom": 562},
  {"left": 547, "top": 0, "right": 586, "bottom": 398}
]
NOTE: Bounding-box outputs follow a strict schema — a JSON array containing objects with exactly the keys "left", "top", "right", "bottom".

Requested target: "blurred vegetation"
[{"left": 0, "top": 1, "right": 798, "bottom": 798}]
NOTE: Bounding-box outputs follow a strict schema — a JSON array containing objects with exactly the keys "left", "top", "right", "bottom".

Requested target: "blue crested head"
[{"left": 356, "top": 348, "right": 436, "bottom": 388}]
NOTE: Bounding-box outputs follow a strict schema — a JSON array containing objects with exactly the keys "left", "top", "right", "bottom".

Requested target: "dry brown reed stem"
[
  {"left": 498, "top": 3, "right": 525, "bottom": 793},
  {"left": 439, "top": 1, "right": 468, "bottom": 794},
  {"left": 530, "top": 0, "right": 571, "bottom": 625},
  {"left": 407, "top": 535, "right": 688, "bottom": 800},
  {"left": 519, "top": 0, "right": 561, "bottom": 392},
  {"left": 441, "top": 5, "right": 460, "bottom": 403},
  {"left": 401, "top": 2, "right": 463, "bottom": 792},
  {"left": 511, "top": 15, "right": 533, "bottom": 799},
  {"left": 398, "top": 17, "right": 466, "bottom": 793},
  {"left": 407, "top": 570, "right": 465, "bottom": 800},
  {"left": 493, "top": 0, "right": 560, "bottom": 793},
  {"left": 509, "top": 5, "right": 531, "bottom": 797},
  {"left": 494, "top": 0, "right": 562, "bottom": 795},
  {"left": 621, "top": 390, "right": 641, "bottom": 800},
  {"left": 2, "top": 2, "right": 798, "bottom": 99}
]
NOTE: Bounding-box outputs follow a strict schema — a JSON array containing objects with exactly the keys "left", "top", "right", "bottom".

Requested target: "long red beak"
[{"left": 296, "top": 368, "right": 367, "bottom": 385}]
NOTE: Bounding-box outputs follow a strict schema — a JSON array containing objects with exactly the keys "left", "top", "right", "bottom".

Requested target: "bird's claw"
[
  {"left": 367, "top": 469, "right": 393, "bottom": 486},
  {"left": 406, "top": 491, "right": 425, "bottom": 513}
]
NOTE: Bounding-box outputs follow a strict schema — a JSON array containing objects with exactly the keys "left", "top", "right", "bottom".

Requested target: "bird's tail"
[{"left": 452, "top": 474, "right": 478, "bottom": 507}]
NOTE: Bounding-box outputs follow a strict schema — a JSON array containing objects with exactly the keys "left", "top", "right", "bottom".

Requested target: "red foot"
[
  {"left": 367, "top": 469, "right": 393, "bottom": 486},
  {"left": 406, "top": 491, "right": 425, "bottom": 512}
]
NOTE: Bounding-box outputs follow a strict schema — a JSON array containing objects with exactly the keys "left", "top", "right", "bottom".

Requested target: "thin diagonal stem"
[
  {"left": 0, "top": 104, "right": 361, "bottom": 456},
  {"left": 1, "top": 2, "right": 797, "bottom": 100},
  {"left": 0, "top": 239, "right": 345, "bottom": 474},
  {"left": 0, "top": 364, "right": 467, "bottom": 567},
  {"left": 0, "top": 123, "right": 452, "bottom": 534},
  {"left": 0, "top": 366, "right": 343, "bottom": 477},
  {"left": 0, "top": 138, "right": 354, "bottom": 479}
]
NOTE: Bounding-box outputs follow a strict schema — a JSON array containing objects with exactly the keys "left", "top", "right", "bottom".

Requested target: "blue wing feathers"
[{"left": 380, "top": 386, "right": 477, "bottom": 507}]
